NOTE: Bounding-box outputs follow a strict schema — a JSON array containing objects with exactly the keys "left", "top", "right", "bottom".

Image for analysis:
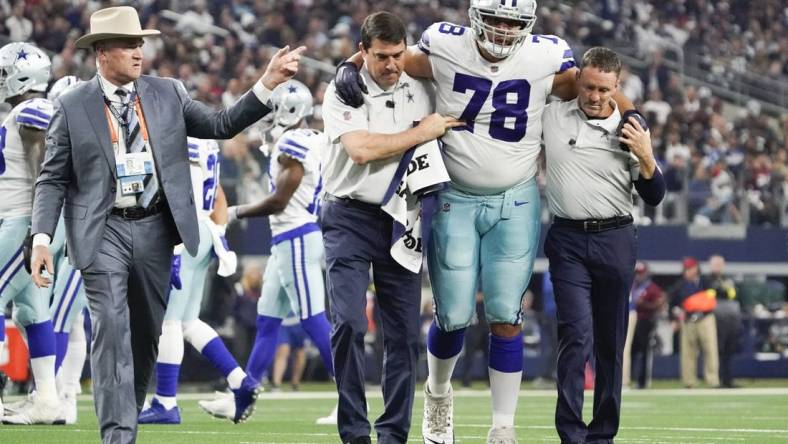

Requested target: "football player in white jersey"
[
  {"left": 0, "top": 41, "right": 64, "bottom": 424},
  {"left": 138, "top": 136, "right": 261, "bottom": 424},
  {"left": 198, "top": 80, "right": 336, "bottom": 424},
  {"left": 333, "top": 1, "right": 639, "bottom": 442}
]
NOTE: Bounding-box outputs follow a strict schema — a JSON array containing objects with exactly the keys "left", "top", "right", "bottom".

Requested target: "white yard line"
[
  {"left": 136, "top": 387, "right": 788, "bottom": 401},
  {"left": 455, "top": 423, "right": 788, "bottom": 435},
  {"left": 3, "top": 386, "right": 781, "bottom": 403}
]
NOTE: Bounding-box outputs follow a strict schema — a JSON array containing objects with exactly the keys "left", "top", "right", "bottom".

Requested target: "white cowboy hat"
[{"left": 75, "top": 6, "right": 160, "bottom": 49}]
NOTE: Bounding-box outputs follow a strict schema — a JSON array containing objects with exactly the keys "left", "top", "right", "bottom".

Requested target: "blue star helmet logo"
[
  {"left": 16, "top": 49, "right": 29, "bottom": 61},
  {"left": 287, "top": 85, "right": 297, "bottom": 93}
]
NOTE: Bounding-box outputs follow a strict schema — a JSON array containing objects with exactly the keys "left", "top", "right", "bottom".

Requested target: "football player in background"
[
  {"left": 137, "top": 135, "right": 260, "bottom": 425},
  {"left": 198, "top": 80, "right": 336, "bottom": 424},
  {"left": 333, "top": 1, "right": 640, "bottom": 442},
  {"left": 0, "top": 41, "right": 63, "bottom": 425}
]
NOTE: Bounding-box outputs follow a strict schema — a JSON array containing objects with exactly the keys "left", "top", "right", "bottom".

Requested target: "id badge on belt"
[
  {"left": 119, "top": 175, "right": 146, "bottom": 195},
  {"left": 116, "top": 152, "right": 154, "bottom": 196}
]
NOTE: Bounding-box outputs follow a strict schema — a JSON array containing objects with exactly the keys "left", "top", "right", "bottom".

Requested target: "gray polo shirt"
[
  {"left": 322, "top": 66, "right": 434, "bottom": 204},
  {"left": 542, "top": 99, "right": 640, "bottom": 220}
]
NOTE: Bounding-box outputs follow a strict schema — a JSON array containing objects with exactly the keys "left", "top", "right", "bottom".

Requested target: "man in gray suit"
[{"left": 28, "top": 6, "right": 305, "bottom": 443}]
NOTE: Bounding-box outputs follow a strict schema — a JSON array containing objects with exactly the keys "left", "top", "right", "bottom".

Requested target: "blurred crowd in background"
[{"left": 2, "top": 0, "right": 785, "bottom": 228}]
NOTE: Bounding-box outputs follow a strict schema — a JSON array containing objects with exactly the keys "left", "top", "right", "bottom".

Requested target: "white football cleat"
[
  {"left": 198, "top": 391, "right": 236, "bottom": 420},
  {"left": 61, "top": 391, "right": 78, "bottom": 425},
  {"left": 2, "top": 395, "right": 65, "bottom": 425},
  {"left": 315, "top": 403, "right": 338, "bottom": 425},
  {"left": 2, "top": 392, "right": 35, "bottom": 416},
  {"left": 422, "top": 385, "right": 454, "bottom": 444},
  {"left": 486, "top": 425, "right": 518, "bottom": 444}
]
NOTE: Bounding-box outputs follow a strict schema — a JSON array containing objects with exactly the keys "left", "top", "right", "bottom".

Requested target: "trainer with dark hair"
[
  {"left": 541, "top": 46, "right": 665, "bottom": 444},
  {"left": 321, "top": 11, "right": 460, "bottom": 444}
]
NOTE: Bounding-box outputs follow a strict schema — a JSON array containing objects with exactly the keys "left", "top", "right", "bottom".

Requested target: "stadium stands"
[{"left": 2, "top": 0, "right": 784, "bottom": 228}]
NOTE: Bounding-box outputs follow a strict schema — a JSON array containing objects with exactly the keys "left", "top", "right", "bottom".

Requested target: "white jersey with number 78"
[{"left": 417, "top": 22, "right": 575, "bottom": 193}]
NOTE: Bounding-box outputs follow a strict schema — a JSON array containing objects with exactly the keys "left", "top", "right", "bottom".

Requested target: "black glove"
[
  {"left": 335, "top": 61, "right": 368, "bottom": 108},
  {"left": 23, "top": 227, "right": 33, "bottom": 274},
  {"left": 618, "top": 109, "right": 649, "bottom": 152}
]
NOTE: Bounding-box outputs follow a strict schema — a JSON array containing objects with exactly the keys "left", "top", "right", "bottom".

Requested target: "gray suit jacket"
[{"left": 32, "top": 75, "right": 270, "bottom": 269}]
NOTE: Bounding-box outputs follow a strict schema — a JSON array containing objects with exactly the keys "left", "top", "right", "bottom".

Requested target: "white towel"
[
  {"left": 381, "top": 139, "right": 450, "bottom": 273},
  {"left": 204, "top": 219, "right": 238, "bottom": 277}
]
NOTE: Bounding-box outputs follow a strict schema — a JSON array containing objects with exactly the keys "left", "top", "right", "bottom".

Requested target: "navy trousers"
[
  {"left": 544, "top": 223, "right": 636, "bottom": 444},
  {"left": 322, "top": 198, "right": 422, "bottom": 444}
]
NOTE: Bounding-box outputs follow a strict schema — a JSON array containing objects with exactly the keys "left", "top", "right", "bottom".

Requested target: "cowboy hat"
[{"left": 75, "top": 6, "right": 160, "bottom": 49}]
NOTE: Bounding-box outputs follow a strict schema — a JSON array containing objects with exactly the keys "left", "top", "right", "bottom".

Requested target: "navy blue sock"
[
  {"left": 427, "top": 322, "right": 465, "bottom": 358},
  {"left": 155, "top": 362, "right": 180, "bottom": 398},
  {"left": 245, "top": 315, "right": 282, "bottom": 381},
  {"left": 26, "top": 320, "right": 56, "bottom": 359},
  {"left": 201, "top": 337, "right": 239, "bottom": 377},
  {"left": 300, "top": 313, "right": 334, "bottom": 377},
  {"left": 489, "top": 333, "right": 523, "bottom": 373}
]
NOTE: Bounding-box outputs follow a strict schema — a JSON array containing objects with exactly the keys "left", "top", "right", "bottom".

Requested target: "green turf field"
[{"left": 3, "top": 385, "right": 788, "bottom": 443}]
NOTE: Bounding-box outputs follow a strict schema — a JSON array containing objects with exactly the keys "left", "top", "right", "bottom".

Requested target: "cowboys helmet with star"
[
  {"left": 0, "top": 42, "right": 51, "bottom": 102},
  {"left": 260, "top": 79, "right": 314, "bottom": 134}
]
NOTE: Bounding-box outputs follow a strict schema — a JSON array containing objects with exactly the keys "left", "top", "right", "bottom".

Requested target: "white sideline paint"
[{"left": 5, "top": 387, "right": 788, "bottom": 403}]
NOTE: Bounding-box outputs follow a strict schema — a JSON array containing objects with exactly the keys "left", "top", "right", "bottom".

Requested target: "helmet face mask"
[
  {"left": 0, "top": 42, "right": 51, "bottom": 102},
  {"left": 48, "top": 75, "right": 82, "bottom": 101},
  {"left": 469, "top": 0, "right": 537, "bottom": 59}
]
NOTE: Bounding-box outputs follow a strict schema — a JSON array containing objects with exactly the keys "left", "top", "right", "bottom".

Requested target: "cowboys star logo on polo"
[{"left": 343, "top": 111, "right": 352, "bottom": 121}]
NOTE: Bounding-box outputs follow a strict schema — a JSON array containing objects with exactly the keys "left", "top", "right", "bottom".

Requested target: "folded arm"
[{"left": 341, "top": 113, "right": 462, "bottom": 165}]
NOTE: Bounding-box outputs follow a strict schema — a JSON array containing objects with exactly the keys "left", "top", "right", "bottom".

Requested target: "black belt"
[
  {"left": 553, "top": 214, "right": 633, "bottom": 233},
  {"left": 324, "top": 194, "right": 383, "bottom": 213},
  {"left": 111, "top": 196, "right": 166, "bottom": 220}
]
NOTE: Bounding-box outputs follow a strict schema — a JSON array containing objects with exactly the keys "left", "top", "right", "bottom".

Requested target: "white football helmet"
[
  {"left": 47, "top": 75, "right": 82, "bottom": 101},
  {"left": 469, "top": 0, "right": 537, "bottom": 59},
  {"left": 0, "top": 42, "right": 51, "bottom": 102},
  {"left": 261, "top": 79, "right": 313, "bottom": 134}
]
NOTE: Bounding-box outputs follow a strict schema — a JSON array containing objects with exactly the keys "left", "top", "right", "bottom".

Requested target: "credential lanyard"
[{"left": 103, "top": 94, "right": 150, "bottom": 149}]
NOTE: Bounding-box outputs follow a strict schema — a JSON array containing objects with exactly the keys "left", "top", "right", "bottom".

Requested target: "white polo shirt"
[
  {"left": 322, "top": 66, "right": 434, "bottom": 205},
  {"left": 542, "top": 99, "right": 641, "bottom": 220}
]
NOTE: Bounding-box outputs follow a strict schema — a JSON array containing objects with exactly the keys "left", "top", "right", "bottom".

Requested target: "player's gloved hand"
[
  {"left": 617, "top": 110, "right": 648, "bottom": 152},
  {"left": 170, "top": 254, "right": 182, "bottom": 290},
  {"left": 335, "top": 61, "right": 367, "bottom": 108}
]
